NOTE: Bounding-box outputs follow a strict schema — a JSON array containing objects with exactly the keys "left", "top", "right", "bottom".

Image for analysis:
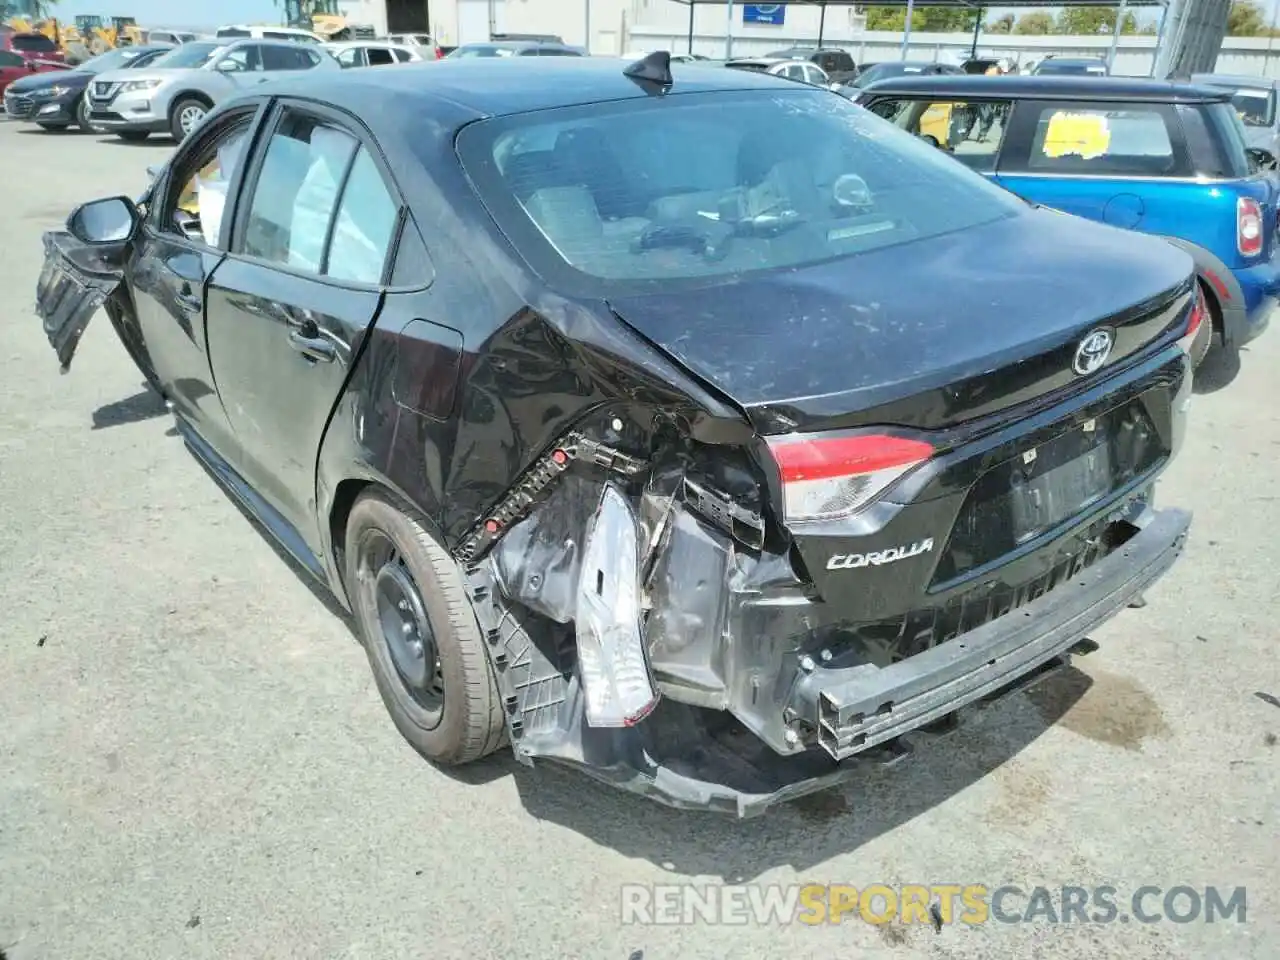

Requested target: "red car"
[
  {"left": 0, "top": 48, "right": 69, "bottom": 96},
  {"left": 0, "top": 30, "right": 65, "bottom": 65}
]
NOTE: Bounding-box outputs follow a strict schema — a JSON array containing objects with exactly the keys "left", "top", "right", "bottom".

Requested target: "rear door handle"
[{"left": 288, "top": 330, "right": 336, "bottom": 363}]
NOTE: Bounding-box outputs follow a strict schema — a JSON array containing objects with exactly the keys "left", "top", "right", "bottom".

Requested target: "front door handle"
[{"left": 288, "top": 330, "right": 336, "bottom": 363}]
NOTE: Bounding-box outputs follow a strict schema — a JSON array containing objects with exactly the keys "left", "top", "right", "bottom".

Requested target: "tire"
[
  {"left": 169, "top": 96, "right": 209, "bottom": 142},
  {"left": 1192, "top": 280, "right": 1219, "bottom": 369},
  {"left": 116, "top": 130, "right": 150, "bottom": 142},
  {"left": 75, "top": 96, "right": 102, "bottom": 134},
  {"left": 36, "top": 122, "right": 69, "bottom": 131},
  {"left": 345, "top": 489, "right": 505, "bottom": 765}
]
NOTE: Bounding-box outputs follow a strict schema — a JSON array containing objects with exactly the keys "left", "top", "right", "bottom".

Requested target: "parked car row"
[
  {"left": 34, "top": 52, "right": 1216, "bottom": 815},
  {"left": 852, "top": 72, "right": 1278, "bottom": 369},
  {"left": 4, "top": 35, "right": 428, "bottom": 140}
]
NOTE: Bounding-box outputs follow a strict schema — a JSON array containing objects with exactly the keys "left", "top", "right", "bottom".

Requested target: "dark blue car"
[{"left": 858, "top": 74, "right": 1278, "bottom": 367}]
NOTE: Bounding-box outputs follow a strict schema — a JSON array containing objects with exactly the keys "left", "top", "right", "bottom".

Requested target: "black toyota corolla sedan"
[
  {"left": 4, "top": 43, "right": 173, "bottom": 132},
  {"left": 37, "top": 54, "right": 1198, "bottom": 816}
]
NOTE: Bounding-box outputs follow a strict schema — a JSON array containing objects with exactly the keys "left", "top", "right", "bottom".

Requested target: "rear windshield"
[
  {"left": 11, "top": 34, "right": 57, "bottom": 52},
  {"left": 448, "top": 44, "right": 516, "bottom": 58},
  {"left": 1037, "top": 61, "right": 1107, "bottom": 76},
  {"left": 1227, "top": 87, "right": 1275, "bottom": 126},
  {"left": 453, "top": 88, "right": 1024, "bottom": 296}
]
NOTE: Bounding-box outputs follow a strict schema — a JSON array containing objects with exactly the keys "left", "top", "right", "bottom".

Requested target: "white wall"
[
  {"left": 335, "top": 0, "right": 389, "bottom": 35},
  {"left": 389, "top": 0, "right": 1280, "bottom": 77}
]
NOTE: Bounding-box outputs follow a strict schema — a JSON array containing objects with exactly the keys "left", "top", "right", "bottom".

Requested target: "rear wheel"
[
  {"left": 116, "top": 130, "right": 150, "bottom": 142},
  {"left": 344, "top": 489, "right": 505, "bottom": 765},
  {"left": 169, "top": 97, "right": 208, "bottom": 142}
]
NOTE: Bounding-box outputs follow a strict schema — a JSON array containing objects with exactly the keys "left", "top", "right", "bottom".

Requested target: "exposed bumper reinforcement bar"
[{"left": 791, "top": 506, "right": 1191, "bottom": 761}]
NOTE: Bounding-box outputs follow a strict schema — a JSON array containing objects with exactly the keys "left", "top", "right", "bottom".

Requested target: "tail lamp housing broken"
[
  {"left": 575, "top": 485, "right": 659, "bottom": 727},
  {"left": 765, "top": 433, "right": 935, "bottom": 524}
]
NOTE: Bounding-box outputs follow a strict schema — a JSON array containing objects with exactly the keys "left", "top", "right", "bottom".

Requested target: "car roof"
[
  {"left": 256, "top": 55, "right": 818, "bottom": 121},
  {"left": 727, "top": 57, "right": 788, "bottom": 66},
  {"left": 857, "top": 74, "right": 1232, "bottom": 103},
  {"left": 326, "top": 40, "right": 405, "bottom": 48},
  {"left": 1191, "top": 72, "right": 1278, "bottom": 89},
  {"left": 1040, "top": 57, "right": 1107, "bottom": 64}
]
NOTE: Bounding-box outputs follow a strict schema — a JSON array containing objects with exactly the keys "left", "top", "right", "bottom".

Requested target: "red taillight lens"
[
  {"left": 1238, "top": 197, "right": 1263, "bottom": 257},
  {"left": 1178, "top": 286, "right": 1207, "bottom": 355},
  {"left": 766, "top": 433, "right": 935, "bottom": 524},
  {"left": 434, "top": 46, "right": 444, "bottom": 59}
]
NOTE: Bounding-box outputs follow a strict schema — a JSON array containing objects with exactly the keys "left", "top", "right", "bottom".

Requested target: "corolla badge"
[
  {"left": 1072, "top": 329, "right": 1114, "bottom": 376},
  {"left": 827, "top": 539, "right": 934, "bottom": 571}
]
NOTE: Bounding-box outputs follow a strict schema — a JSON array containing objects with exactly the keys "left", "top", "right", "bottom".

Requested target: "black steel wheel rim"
[{"left": 358, "top": 529, "right": 444, "bottom": 718}]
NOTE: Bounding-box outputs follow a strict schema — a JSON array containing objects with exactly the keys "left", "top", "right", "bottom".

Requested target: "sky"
[{"left": 46, "top": 0, "right": 281, "bottom": 29}]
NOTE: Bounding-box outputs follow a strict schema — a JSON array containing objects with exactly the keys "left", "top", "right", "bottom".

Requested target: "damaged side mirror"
[{"left": 67, "top": 196, "right": 140, "bottom": 246}]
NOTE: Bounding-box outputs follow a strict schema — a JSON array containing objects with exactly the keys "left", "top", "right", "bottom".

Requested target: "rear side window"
[
  {"left": 1002, "top": 101, "right": 1185, "bottom": 176},
  {"left": 1181, "top": 102, "right": 1250, "bottom": 178},
  {"left": 239, "top": 112, "right": 397, "bottom": 283},
  {"left": 367, "top": 47, "right": 395, "bottom": 66}
]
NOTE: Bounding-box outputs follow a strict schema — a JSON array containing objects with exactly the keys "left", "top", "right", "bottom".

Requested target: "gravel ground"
[{"left": 0, "top": 121, "right": 1277, "bottom": 960}]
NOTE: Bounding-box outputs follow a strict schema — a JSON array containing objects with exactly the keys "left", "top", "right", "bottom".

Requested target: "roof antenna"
[{"left": 623, "top": 50, "right": 673, "bottom": 94}]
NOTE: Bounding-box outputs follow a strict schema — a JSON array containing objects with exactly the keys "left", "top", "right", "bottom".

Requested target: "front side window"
[
  {"left": 240, "top": 112, "right": 397, "bottom": 282},
  {"left": 336, "top": 47, "right": 360, "bottom": 68},
  {"left": 367, "top": 47, "right": 395, "bottom": 66},
  {"left": 262, "top": 45, "right": 318, "bottom": 70},
  {"left": 453, "top": 88, "right": 1025, "bottom": 295},
  {"left": 869, "top": 97, "right": 1012, "bottom": 172},
  {"left": 167, "top": 116, "right": 255, "bottom": 246},
  {"left": 1227, "top": 87, "right": 1275, "bottom": 127},
  {"left": 217, "top": 45, "right": 261, "bottom": 72},
  {"left": 1003, "top": 101, "right": 1182, "bottom": 176},
  {"left": 0, "top": 50, "right": 23, "bottom": 68}
]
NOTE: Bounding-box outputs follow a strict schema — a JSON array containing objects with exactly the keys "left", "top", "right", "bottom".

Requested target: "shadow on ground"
[
  {"left": 1193, "top": 344, "right": 1243, "bottom": 394},
  {"left": 91, "top": 387, "right": 167, "bottom": 429},
  {"left": 169, "top": 425, "right": 1101, "bottom": 877}
]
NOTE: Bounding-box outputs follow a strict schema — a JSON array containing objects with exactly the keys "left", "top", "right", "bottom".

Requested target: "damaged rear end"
[
  {"left": 451, "top": 88, "right": 1197, "bottom": 815},
  {"left": 457, "top": 283, "right": 1197, "bottom": 817}
]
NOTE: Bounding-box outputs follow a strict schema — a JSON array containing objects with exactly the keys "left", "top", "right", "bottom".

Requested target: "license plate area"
[
  {"left": 934, "top": 394, "right": 1169, "bottom": 583},
  {"left": 1011, "top": 433, "right": 1111, "bottom": 543}
]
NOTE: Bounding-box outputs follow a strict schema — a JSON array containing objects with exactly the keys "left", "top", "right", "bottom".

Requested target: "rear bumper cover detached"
[{"left": 506, "top": 506, "right": 1190, "bottom": 817}]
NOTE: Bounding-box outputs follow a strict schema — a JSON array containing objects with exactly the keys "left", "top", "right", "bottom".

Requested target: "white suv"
[{"left": 214, "top": 25, "right": 324, "bottom": 44}]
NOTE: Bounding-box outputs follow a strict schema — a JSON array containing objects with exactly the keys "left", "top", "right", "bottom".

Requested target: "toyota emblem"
[{"left": 1072, "top": 329, "right": 1114, "bottom": 376}]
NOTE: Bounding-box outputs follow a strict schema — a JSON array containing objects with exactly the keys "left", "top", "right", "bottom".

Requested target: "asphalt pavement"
[{"left": 0, "top": 121, "right": 1277, "bottom": 960}]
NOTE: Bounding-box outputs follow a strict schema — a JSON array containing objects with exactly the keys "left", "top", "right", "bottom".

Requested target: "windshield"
[
  {"left": 1226, "top": 88, "right": 1275, "bottom": 126},
  {"left": 854, "top": 63, "right": 922, "bottom": 86},
  {"left": 453, "top": 88, "right": 1024, "bottom": 296},
  {"left": 11, "top": 34, "right": 57, "bottom": 52},
  {"left": 150, "top": 41, "right": 224, "bottom": 69},
  {"left": 78, "top": 47, "right": 150, "bottom": 73},
  {"left": 447, "top": 44, "right": 517, "bottom": 58}
]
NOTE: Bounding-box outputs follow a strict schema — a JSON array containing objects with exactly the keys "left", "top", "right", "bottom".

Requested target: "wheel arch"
[{"left": 1159, "top": 235, "right": 1247, "bottom": 348}]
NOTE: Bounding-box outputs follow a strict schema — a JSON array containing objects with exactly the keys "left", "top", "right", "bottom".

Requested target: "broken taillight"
[
  {"left": 766, "top": 433, "right": 935, "bottom": 524},
  {"left": 1177, "top": 286, "right": 1207, "bottom": 356},
  {"left": 1238, "top": 197, "right": 1264, "bottom": 257},
  {"left": 575, "top": 486, "right": 659, "bottom": 727}
]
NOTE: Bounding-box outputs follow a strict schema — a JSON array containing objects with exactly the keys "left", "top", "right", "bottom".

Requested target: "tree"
[
  {"left": 1056, "top": 6, "right": 1139, "bottom": 34},
  {"left": 1013, "top": 12, "right": 1055, "bottom": 35},
  {"left": 988, "top": 13, "right": 1016, "bottom": 34},
  {"left": 864, "top": 6, "right": 978, "bottom": 32},
  {"left": 1227, "top": 0, "right": 1269, "bottom": 35}
]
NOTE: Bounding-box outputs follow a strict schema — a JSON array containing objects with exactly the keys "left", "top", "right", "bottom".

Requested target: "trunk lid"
[{"left": 607, "top": 207, "right": 1194, "bottom": 434}]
